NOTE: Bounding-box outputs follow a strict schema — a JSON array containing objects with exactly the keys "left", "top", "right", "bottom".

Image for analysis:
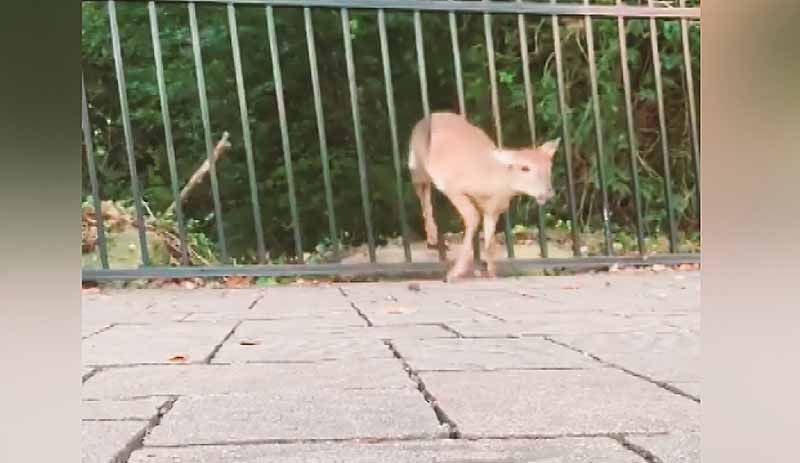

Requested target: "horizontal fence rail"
[
  {"left": 118, "top": 0, "right": 700, "bottom": 19},
  {"left": 81, "top": 0, "right": 701, "bottom": 281}
]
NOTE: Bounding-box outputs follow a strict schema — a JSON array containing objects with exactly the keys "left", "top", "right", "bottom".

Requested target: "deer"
[{"left": 408, "top": 111, "right": 560, "bottom": 282}]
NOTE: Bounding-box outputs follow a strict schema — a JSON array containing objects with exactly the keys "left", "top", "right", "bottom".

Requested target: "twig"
[
  {"left": 142, "top": 200, "right": 156, "bottom": 222},
  {"left": 636, "top": 151, "right": 662, "bottom": 178},
  {"left": 166, "top": 131, "right": 231, "bottom": 214}
]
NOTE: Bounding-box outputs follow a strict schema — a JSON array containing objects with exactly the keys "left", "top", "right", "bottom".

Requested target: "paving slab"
[
  {"left": 515, "top": 312, "right": 676, "bottom": 335},
  {"left": 327, "top": 324, "right": 455, "bottom": 339},
  {"left": 82, "top": 420, "right": 148, "bottom": 463},
  {"left": 392, "top": 337, "right": 596, "bottom": 371},
  {"left": 82, "top": 290, "right": 159, "bottom": 312},
  {"left": 184, "top": 307, "right": 361, "bottom": 323},
  {"left": 83, "top": 321, "right": 236, "bottom": 366},
  {"left": 628, "top": 432, "right": 700, "bottom": 462},
  {"left": 212, "top": 325, "right": 393, "bottom": 363},
  {"left": 420, "top": 368, "right": 699, "bottom": 437},
  {"left": 339, "top": 282, "right": 452, "bottom": 305},
  {"left": 355, "top": 302, "right": 496, "bottom": 326},
  {"left": 253, "top": 286, "right": 351, "bottom": 311},
  {"left": 215, "top": 323, "right": 453, "bottom": 347},
  {"left": 444, "top": 314, "right": 674, "bottom": 338},
  {"left": 129, "top": 437, "right": 644, "bottom": 462},
  {"left": 83, "top": 397, "right": 169, "bottom": 420},
  {"left": 141, "top": 289, "right": 263, "bottom": 313},
  {"left": 442, "top": 320, "right": 519, "bottom": 338},
  {"left": 83, "top": 361, "right": 415, "bottom": 399},
  {"left": 144, "top": 389, "right": 445, "bottom": 445},
  {"left": 551, "top": 331, "right": 699, "bottom": 383},
  {"left": 441, "top": 290, "right": 567, "bottom": 312}
]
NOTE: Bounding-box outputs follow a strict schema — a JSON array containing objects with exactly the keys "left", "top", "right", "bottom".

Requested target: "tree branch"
[{"left": 166, "top": 131, "right": 231, "bottom": 214}]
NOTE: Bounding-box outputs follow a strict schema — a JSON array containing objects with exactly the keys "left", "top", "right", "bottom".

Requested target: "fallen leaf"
[
  {"left": 168, "top": 355, "right": 188, "bottom": 362},
  {"left": 224, "top": 276, "right": 253, "bottom": 289}
]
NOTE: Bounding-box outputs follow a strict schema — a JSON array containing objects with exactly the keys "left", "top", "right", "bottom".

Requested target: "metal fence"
[{"left": 81, "top": 0, "right": 700, "bottom": 281}]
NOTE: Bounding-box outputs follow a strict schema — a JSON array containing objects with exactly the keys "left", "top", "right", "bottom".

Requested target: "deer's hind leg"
[
  {"left": 413, "top": 181, "right": 441, "bottom": 249},
  {"left": 444, "top": 192, "right": 481, "bottom": 282}
]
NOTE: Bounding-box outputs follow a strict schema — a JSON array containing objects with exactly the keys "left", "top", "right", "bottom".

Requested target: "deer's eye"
[{"left": 521, "top": 166, "right": 531, "bottom": 172}]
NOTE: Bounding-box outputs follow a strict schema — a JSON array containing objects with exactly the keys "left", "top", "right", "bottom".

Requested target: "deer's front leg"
[
  {"left": 445, "top": 193, "right": 480, "bottom": 282},
  {"left": 482, "top": 212, "right": 499, "bottom": 278}
]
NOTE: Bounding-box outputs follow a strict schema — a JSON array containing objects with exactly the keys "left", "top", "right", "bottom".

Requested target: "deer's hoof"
[{"left": 446, "top": 266, "right": 472, "bottom": 283}]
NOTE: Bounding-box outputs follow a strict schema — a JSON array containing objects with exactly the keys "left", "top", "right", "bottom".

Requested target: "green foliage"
[{"left": 82, "top": 2, "right": 700, "bottom": 263}]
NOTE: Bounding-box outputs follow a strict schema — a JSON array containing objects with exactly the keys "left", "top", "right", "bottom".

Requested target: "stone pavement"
[{"left": 82, "top": 271, "right": 700, "bottom": 462}]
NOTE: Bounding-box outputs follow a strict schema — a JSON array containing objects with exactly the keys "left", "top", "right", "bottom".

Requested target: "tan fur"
[{"left": 408, "top": 112, "right": 559, "bottom": 281}]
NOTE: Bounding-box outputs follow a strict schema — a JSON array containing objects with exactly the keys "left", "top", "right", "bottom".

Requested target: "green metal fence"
[{"left": 81, "top": 0, "right": 700, "bottom": 281}]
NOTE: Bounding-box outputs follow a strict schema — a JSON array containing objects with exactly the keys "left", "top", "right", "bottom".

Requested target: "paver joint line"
[
  {"left": 613, "top": 434, "right": 665, "bottom": 463},
  {"left": 134, "top": 431, "right": 671, "bottom": 449},
  {"left": 83, "top": 323, "right": 118, "bottom": 340},
  {"left": 110, "top": 396, "right": 178, "bottom": 463},
  {"left": 446, "top": 300, "right": 507, "bottom": 322},
  {"left": 204, "top": 320, "right": 243, "bottom": 364},
  {"left": 83, "top": 368, "right": 100, "bottom": 384},
  {"left": 543, "top": 336, "right": 700, "bottom": 403},
  {"left": 438, "top": 323, "right": 464, "bottom": 338},
  {"left": 383, "top": 340, "right": 461, "bottom": 439},
  {"left": 246, "top": 293, "right": 264, "bottom": 310},
  {"left": 349, "top": 301, "right": 374, "bottom": 327}
]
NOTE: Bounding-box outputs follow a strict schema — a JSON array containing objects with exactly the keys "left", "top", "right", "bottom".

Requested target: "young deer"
[{"left": 408, "top": 112, "right": 559, "bottom": 281}]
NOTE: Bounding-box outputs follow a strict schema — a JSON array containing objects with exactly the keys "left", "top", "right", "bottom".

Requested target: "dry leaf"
[{"left": 224, "top": 276, "right": 253, "bottom": 288}]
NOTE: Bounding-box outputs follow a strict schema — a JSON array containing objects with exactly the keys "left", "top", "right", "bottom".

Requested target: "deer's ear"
[
  {"left": 492, "top": 149, "right": 516, "bottom": 167},
  {"left": 539, "top": 138, "right": 561, "bottom": 159}
]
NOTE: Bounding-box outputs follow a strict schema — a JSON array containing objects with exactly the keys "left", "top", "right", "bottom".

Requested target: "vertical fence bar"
[
  {"left": 617, "top": 3, "right": 646, "bottom": 255},
  {"left": 680, "top": 0, "right": 700, "bottom": 220},
  {"left": 378, "top": 9, "right": 412, "bottom": 263},
  {"left": 414, "top": 8, "right": 447, "bottom": 263},
  {"left": 483, "top": 6, "right": 515, "bottom": 258},
  {"left": 148, "top": 1, "right": 189, "bottom": 266},
  {"left": 82, "top": 76, "right": 110, "bottom": 269},
  {"left": 448, "top": 2, "right": 465, "bottom": 115},
  {"left": 188, "top": 1, "right": 228, "bottom": 262},
  {"left": 266, "top": 6, "right": 304, "bottom": 261},
  {"left": 108, "top": 0, "right": 150, "bottom": 266},
  {"left": 447, "top": 2, "right": 478, "bottom": 264},
  {"left": 413, "top": 10, "right": 430, "bottom": 118},
  {"left": 304, "top": 7, "right": 340, "bottom": 253},
  {"left": 517, "top": 1, "right": 548, "bottom": 259},
  {"left": 551, "top": 2, "right": 581, "bottom": 256},
  {"left": 228, "top": 4, "right": 268, "bottom": 263},
  {"left": 583, "top": 1, "right": 613, "bottom": 256},
  {"left": 341, "top": 8, "right": 377, "bottom": 263},
  {"left": 648, "top": 0, "right": 678, "bottom": 252}
]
